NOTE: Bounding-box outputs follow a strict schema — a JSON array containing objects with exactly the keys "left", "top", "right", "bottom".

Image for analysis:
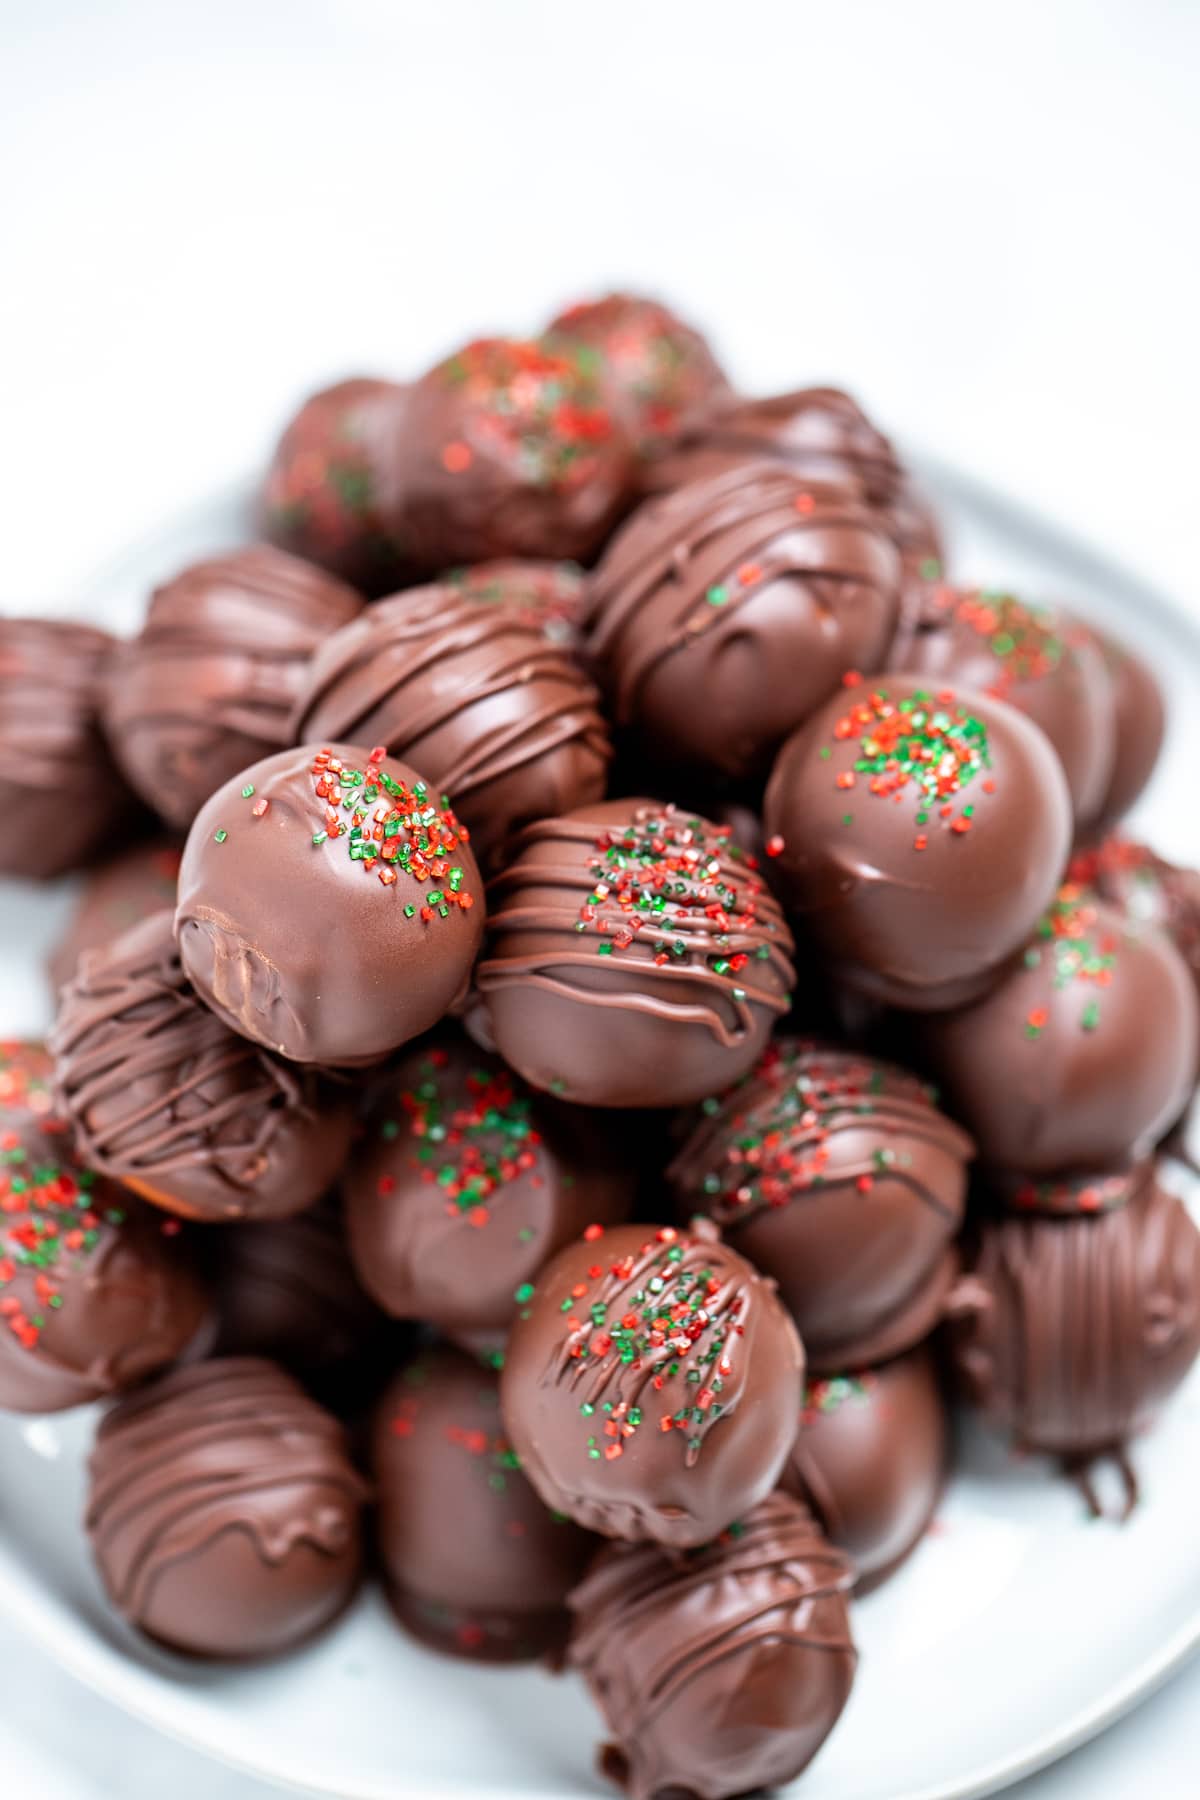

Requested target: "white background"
[{"left": 1, "top": 0, "right": 1198, "bottom": 1794}]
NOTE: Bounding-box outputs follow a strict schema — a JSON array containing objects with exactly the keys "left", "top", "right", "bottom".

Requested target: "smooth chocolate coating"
[
  {"left": 670, "top": 1040, "right": 971, "bottom": 1370},
  {"left": 87, "top": 1358, "right": 367, "bottom": 1659},
  {"left": 373, "top": 1345, "right": 598, "bottom": 1662},
  {"left": 0, "top": 1040, "right": 210, "bottom": 1413},
  {"left": 475, "top": 798, "right": 795, "bottom": 1108},
  {"left": 259, "top": 376, "right": 414, "bottom": 593},
  {"left": 47, "top": 838, "right": 183, "bottom": 996},
  {"left": 293, "top": 577, "right": 610, "bottom": 867},
  {"left": 51, "top": 912, "right": 352, "bottom": 1221},
  {"left": 568, "top": 1491, "right": 856, "bottom": 1800},
  {"left": 587, "top": 463, "right": 902, "bottom": 781},
  {"left": 500, "top": 1222, "right": 804, "bottom": 1549},
  {"left": 922, "top": 887, "right": 1198, "bottom": 1173},
  {"left": 104, "top": 547, "right": 364, "bottom": 829},
  {"left": 344, "top": 1036, "right": 633, "bottom": 1336},
  {"left": 950, "top": 1164, "right": 1200, "bottom": 1513},
  {"left": 893, "top": 586, "right": 1116, "bottom": 827},
  {"left": 176, "top": 743, "right": 484, "bottom": 1066},
  {"left": 1090, "top": 631, "right": 1166, "bottom": 831},
  {"left": 389, "top": 338, "right": 635, "bottom": 570},
  {"left": 764, "top": 674, "right": 1073, "bottom": 1010},
  {"left": 0, "top": 618, "right": 139, "bottom": 880},
  {"left": 780, "top": 1349, "right": 948, "bottom": 1591},
  {"left": 1071, "top": 836, "right": 1200, "bottom": 1019},
  {"left": 545, "top": 292, "right": 730, "bottom": 460}
]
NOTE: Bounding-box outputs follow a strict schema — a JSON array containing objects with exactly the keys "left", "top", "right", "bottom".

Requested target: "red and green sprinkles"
[
  {"left": 830, "top": 684, "right": 994, "bottom": 849},
  {"left": 946, "top": 589, "right": 1067, "bottom": 697},
  {"left": 308, "top": 747, "right": 475, "bottom": 916},
  {"left": 801, "top": 1373, "right": 876, "bottom": 1427},
  {"left": 1022, "top": 884, "right": 1118, "bottom": 1038},
  {"left": 375, "top": 1048, "right": 540, "bottom": 1227},
  {"left": 435, "top": 338, "right": 616, "bottom": 491}
]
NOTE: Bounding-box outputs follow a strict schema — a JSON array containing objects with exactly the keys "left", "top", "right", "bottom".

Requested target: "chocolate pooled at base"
[
  {"left": 568, "top": 1491, "right": 856, "bottom": 1800},
  {"left": 500, "top": 1222, "right": 804, "bottom": 1550},
  {"left": 50, "top": 911, "right": 353, "bottom": 1222},
  {"left": 670, "top": 1040, "right": 972, "bottom": 1370},
  {"left": 175, "top": 742, "right": 483, "bottom": 1067},
  {"left": 87, "top": 1358, "right": 368, "bottom": 1659},
  {"left": 474, "top": 798, "right": 796, "bottom": 1110},
  {"left": 46, "top": 837, "right": 183, "bottom": 997},
  {"left": 373, "top": 1345, "right": 598, "bottom": 1663},
  {"left": 103, "top": 546, "right": 363, "bottom": 829},
  {"left": 0, "top": 1040, "right": 211, "bottom": 1413}
]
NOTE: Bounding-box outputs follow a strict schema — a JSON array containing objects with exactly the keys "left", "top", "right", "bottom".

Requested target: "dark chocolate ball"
[
  {"left": 474, "top": 798, "right": 796, "bottom": 1108},
  {"left": 372, "top": 1345, "right": 598, "bottom": 1662},
  {"left": 343, "top": 1036, "right": 633, "bottom": 1338},
  {"left": 568, "top": 1492, "right": 856, "bottom": 1800},
  {"left": 1090, "top": 631, "right": 1166, "bottom": 831},
  {"left": 104, "top": 547, "right": 363, "bottom": 829},
  {"left": 545, "top": 292, "right": 730, "bottom": 460},
  {"left": 764, "top": 674, "right": 1073, "bottom": 1010},
  {"left": 0, "top": 619, "right": 139, "bottom": 880},
  {"left": 176, "top": 742, "right": 484, "bottom": 1066},
  {"left": 950, "top": 1163, "right": 1200, "bottom": 1513},
  {"left": 87, "top": 1358, "right": 367, "bottom": 1659},
  {"left": 259, "top": 376, "right": 413, "bottom": 593},
  {"left": 670, "top": 1040, "right": 971, "bottom": 1370},
  {"left": 0, "top": 1040, "right": 210, "bottom": 1413},
  {"left": 500, "top": 1221, "right": 805, "bottom": 1549},
  {"left": 921, "top": 884, "right": 1198, "bottom": 1173},
  {"left": 780, "top": 1348, "right": 948, "bottom": 1592},
  {"left": 587, "top": 463, "right": 902, "bottom": 781},
  {"left": 292, "top": 576, "right": 611, "bottom": 868},
  {"left": 390, "top": 337, "right": 635, "bottom": 570},
  {"left": 50, "top": 911, "right": 353, "bottom": 1221},
  {"left": 893, "top": 585, "right": 1116, "bottom": 828},
  {"left": 47, "top": 837, "right": 183, "bottom": 997}
]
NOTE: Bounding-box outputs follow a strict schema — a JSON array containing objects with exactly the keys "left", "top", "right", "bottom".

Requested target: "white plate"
[{"left": 1, "top": 470, "right": 1198, "bottom": 1800}]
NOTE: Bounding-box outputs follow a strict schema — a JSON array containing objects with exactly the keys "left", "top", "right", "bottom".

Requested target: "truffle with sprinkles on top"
[{"left": 175, "top": 742, "right": 484, "bottom": 1066}]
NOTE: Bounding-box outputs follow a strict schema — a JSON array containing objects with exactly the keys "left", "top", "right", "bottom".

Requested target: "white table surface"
[{"left": 2, "top": 2, "right": 1198, "bottom": 1793}]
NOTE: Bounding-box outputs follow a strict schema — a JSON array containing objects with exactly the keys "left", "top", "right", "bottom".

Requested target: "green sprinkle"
[{"left": 214, "top": 829, "right": 227, "bottom": 844}]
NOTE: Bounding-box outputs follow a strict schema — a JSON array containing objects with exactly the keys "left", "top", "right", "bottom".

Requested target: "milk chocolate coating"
[
  {"left": 568, "top": 1491, "right": 856, "bottom": 1800},
  {"left": 0, "top": 618, "right": 139, "bottom": 880},
  {"left": 545, "top": 292, "right": 730, "bottom": 460},
  {"left": 389, "top": 338, "right": 635, "bottom": 570},
  {"left": 587, "top": 463, "right": 902, "bottom": 781},
  {"left": 950, "top": 1164, "right": 1200, "bottom": 1512},
  {"left": 0, "top": 1040, "right": 210, "bottom": 1413},
  {"left": 475, "top": 798, "right": 796, "bottom": 1108},
  {"left": 438, "top": 558, "right": 587, "bottom": 646},
  {"left": 259, "top": 376, "right": 414, "bottom": 593},
  {"left": 293, "top": 577, "right": 611, "bottom": 867},
  {"left": 176, "top": 743, "right": 484, "bottom": 1066},
  {"left": 344, "top": 1036, "right": 633, "bottom": 1336},
  {"left": 922, "top": 888, "right": 1199, "bottom": 1173},
  {"left": 670, "top": 1040, "right": 972, "bottom": 1370},
  {"left": 893, "top": 586, "right": 1116, "bottom": 827},
  {"left": 1091, "top": 632, "right": 1166, "bottom": 831},
  {"left": 780, "top": 1349, "right": 948, "bottom": 1591},
  {"left": 87, "top": 1358, "right": 367, "bottom": 1659},
  {"left": 51, "top": 912, "right": 352, "bottom": 1221},
  {"left": 1071, "top": 836, "right": 1200, "bottom": 1019},
  {"left": 500, "top": 1222, "right": 805, "bottom": 1549},
  {"left": 47, "top": 838, "right": 183, "bottom": 997},
  {"left": 764, "top": 674, "right": 1073, "bottom": 1011},
  {"left": 104, "top": 547, "right": 364, "bottom": 829},
  {"left": 373, "top": 1345, "right": 598, "bottom": 1662}
]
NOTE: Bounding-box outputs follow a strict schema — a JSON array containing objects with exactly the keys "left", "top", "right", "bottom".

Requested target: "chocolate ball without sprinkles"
[
  {"left": 500, "top": 1222, "right": 805, "bottom": 1549},
  {"left": 1089, "top": 630, "right": 1166, "bottom": 833},
  {"left": 764, "top": 674, "right": 1073, "bottom": 1011},
  {"left": 670, "top": 1040, "right": 972, "bottom": 1371},
  {"left": 47, "top": 837, "right": 182, "bottom": 997},
  {"left": 373, "top": 1345, "right": 598, "bottom": 1663},
  {"left": 50, "top": 911, "right": 353, "bottom": 1223},
  {"left": 474, "top": 797, "right": 796, "bottom": 1109},
  {"left": 175, "top": 743, "right": 483, "bottom": 1067},
  {"left": 0, "top": 1039, "right": 211, "bottom": 1414},
  {"left": 344, "top": 1035, "right": 633, "bottom": 1340},
  {"left": 586, "top": 462, "right": 902, "bottom": 782},
  {"left": 569, "top": 1492, "right": 856, "bottom": 1800}
]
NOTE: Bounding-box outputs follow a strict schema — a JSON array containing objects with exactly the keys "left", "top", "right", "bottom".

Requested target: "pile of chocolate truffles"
[{"left": 1, "top": 290, "right": 1198, "bottom": 1800}]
